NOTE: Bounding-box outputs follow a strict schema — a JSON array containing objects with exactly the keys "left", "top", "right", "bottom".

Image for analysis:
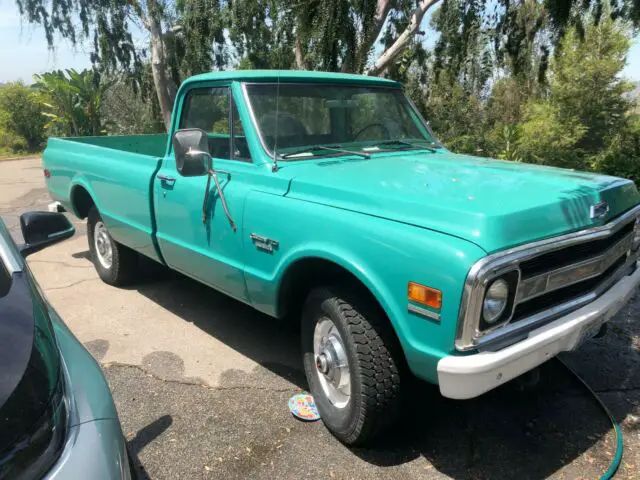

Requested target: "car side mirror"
[
  {"left": 20, "top": 211, "right": 75, "bottom": 257},
  {"left": 173, "top": 128, "right": 211, "bottom": 176}
]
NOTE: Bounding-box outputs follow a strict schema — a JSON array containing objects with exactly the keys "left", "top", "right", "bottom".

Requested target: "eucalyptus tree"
[
  {"left": 228, "top": 0, "right": 297, "bottom": 69},
  {"left": 288, "top": 0, "right": 444, "bottom": 74},
  {"left": 14, "top": 0, "right": 226, "bottom": 130}
]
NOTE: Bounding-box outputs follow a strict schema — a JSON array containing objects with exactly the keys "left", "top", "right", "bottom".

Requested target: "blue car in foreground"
[{"left": 0, "top": 212, "right": 130, "bottom": 479}]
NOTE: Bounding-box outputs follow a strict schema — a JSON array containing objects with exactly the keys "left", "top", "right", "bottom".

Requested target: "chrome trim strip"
[
  {"left": 0, "top": 234, "right": 23, "bottom": 274},
  {"left": 456, "top": 203, "right": 640, "bottom": 351},
  {"left": 408, "top": 304, "right": 441, "bottom": 322},
  {"left": 476, "top": 257, "right": 638, "bottom": 350},
  {"left": 240, "top": 82, "right": 274, "bottom": 163},
  {"left": 515, "top": 233, "right": 633, "bottom": 303}
]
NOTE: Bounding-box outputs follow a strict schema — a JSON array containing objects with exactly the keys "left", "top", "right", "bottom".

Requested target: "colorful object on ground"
[{"left": 288, "top": 393, "right": 320, "bottom": 421}]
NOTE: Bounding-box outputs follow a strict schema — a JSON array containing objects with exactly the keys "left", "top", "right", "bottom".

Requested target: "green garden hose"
[{"left": 556, "top": 358, "right": 624, "bottom": 479}]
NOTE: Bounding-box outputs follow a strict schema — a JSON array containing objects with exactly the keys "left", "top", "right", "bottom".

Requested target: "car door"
[{"left": 154, "top": 83, "right": 255, "bottom": 300}]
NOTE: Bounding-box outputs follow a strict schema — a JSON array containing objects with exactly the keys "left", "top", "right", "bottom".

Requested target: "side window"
[
  {"left": 179, "top": 87, "right": 252, "bottom": 162},
  {"left": 179, "top": 87, "right": 230, "bottom": 159}
]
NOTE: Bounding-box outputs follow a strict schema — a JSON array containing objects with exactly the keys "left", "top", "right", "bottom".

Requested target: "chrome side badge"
[
  {"left": 250, "top": 233, "right": 279, "bottom": 252},
  {"left": 590, "top": 201, "right": 610, "bottom": 219}
]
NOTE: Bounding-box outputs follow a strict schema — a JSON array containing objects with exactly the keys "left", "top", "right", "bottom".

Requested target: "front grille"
[
  {"left": 457, "top": 205, "right": 640, "bottom": 352},
  {"left": 511, "top": 254, "right": 628, "bottom": 322},
  {"left": 519, "top": 221, "right": 634, "bottom": 278}
]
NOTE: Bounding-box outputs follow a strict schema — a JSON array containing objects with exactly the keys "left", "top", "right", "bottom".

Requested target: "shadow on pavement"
[
  {"left": 352, "top": 361, "right": 626, "bottom": 479},
  {"left": 132, "top": 256, "right": 306, "bottom": 390},
  {"left": 128, "top": 415, "right": 173, "bottom": 480},
  {"left": 77, "top": 250, "right": 638, "bottom": 479}
]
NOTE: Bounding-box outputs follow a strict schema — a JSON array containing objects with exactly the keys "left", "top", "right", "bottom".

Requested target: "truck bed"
[
  {"left": 43, "top": 134, "right": 167, "bottom": 262},
  {"left": 64, "top": 134, "right": 168, "bottom": 157}
]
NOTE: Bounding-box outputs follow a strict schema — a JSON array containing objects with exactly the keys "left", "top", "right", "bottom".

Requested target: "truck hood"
[{"left": 283, "top": 151, "right": 640, "bottom": 252}]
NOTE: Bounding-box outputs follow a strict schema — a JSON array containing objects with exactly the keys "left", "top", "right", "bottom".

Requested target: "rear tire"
[
  {"left": 87, "top": 207, "right": 139, "bottom": 286},
  {"left": 302, "top": 286, "right": 403, "bottom": 445}
]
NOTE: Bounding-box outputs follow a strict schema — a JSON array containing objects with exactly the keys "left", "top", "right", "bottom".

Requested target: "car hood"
[{"left": 282, "top": 151, "right": 640, "bottom": 252}]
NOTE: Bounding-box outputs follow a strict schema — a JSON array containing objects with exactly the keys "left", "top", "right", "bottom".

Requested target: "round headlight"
[{"left": 483, "top": 279, "right": 509, "bottom": 324}]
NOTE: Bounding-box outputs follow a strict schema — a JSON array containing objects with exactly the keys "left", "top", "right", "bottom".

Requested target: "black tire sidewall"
[{"left": 302, "top": 288, "right": 365, "bottom": 442}]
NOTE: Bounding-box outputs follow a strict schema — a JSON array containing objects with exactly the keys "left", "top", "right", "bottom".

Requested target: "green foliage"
[
  {"left": 550, "top": 17, "right": 631, "bottom": 152},
  {"left": 432, "top": 0, "right": 493, "bottom": 94},
  {"left": 15, "top": 0, "right": 139, "bottom": 73},
  {"left": 7, "top": 0, "right": 640, "bottom": 186},
  {"left": 34, "top": 69, "right": 113, "bottom": 137},
  {"left": 515, "top": 16, "right": 634, "bottom": 176},
  {"left": 424, "top": 73, "right": 487, "bottom": 155},
  {"left": 175, "top": 0, "right": 227, "bottom": 75},
  {"left": 0, "top": 82, "right": 46, "bottom": 151},
  {"left": 294, "top": 0, "right": 363, "bottom": 71},
  {"left": 517, "top": 101, "right": 587, "bottom": 166},
  {"left": 228, "top": 0, "right": 296, "bottom": 70},
  {"left": 492, "top": 125, "right": 522, "bottom": 162},
  {"left": 101, "top": 75, "right": 165, "bottom": 135},
  {"left": 591, "top": 116, "right": 640, "bottom": 182},
  {"left": 402, "top": 1, "right": 640, "bottom": 183}
]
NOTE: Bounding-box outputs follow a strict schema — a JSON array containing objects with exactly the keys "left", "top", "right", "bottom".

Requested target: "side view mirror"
[
  {"left": 173, "top": 128, "right": 212, "bottom": 176},
  {"left": 20, "top": 211, "right": 75, "bottom": 257}
]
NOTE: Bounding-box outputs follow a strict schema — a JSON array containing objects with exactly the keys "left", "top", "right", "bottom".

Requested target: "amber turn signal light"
[{"left": 408, "top": 282, "right": 442, "bottom": 310}]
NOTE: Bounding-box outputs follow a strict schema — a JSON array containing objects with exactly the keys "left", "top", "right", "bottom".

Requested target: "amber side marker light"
[{"left": 408, "top": 282, "right": 442, "bottom": 310}]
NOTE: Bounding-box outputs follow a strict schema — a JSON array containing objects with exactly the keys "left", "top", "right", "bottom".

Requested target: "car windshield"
[{"left": 244, "top": 83, "right": 438, "bottom": 159}]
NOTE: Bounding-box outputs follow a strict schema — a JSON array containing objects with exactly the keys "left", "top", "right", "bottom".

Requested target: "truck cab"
[{"left": 43, "top": 70, "right": 640, "bottom": 445}]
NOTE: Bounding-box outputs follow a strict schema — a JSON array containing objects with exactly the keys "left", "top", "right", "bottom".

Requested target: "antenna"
[{"left": 272, "top": 72, "right": 280, "bottom": 173}]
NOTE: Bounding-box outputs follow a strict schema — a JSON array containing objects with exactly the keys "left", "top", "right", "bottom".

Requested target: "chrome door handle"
[{"left": 158, "top": 174, "right": 176, "bottom": 185}]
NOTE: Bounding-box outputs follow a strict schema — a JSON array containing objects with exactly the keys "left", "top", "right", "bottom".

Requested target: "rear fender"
[{"left": 68, "top": 176, "right": 100, "bottom": 219}]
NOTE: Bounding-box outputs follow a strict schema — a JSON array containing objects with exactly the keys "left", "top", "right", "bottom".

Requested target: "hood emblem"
[{"left": 590, "top": 201, "right": 610, "bottom": 219}]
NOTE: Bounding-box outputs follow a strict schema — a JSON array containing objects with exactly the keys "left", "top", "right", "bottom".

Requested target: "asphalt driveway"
[{"left": 1, "top": 157, "right": 639, "bottom": 479}]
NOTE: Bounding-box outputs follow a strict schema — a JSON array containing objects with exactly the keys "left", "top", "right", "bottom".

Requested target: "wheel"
[
  {"left": 302, "top": 286, "right": 403, "bottom": 445},
  {"left": 87, "top": 207, "right": 139, "bottom": 286}
]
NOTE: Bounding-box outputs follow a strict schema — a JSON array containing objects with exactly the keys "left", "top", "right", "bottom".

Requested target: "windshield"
[{"left": 245, "top": 83, "right": 438, "bottom": 159}]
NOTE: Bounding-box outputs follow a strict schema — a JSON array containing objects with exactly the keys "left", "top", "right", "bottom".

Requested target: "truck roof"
[{"left": 182, "top": 70, "right": 402, "bottom": 88}]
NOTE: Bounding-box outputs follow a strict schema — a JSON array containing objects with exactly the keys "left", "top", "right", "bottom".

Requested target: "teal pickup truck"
[{"left": 43, "top": 70, "right": 640, "bottom": 445}]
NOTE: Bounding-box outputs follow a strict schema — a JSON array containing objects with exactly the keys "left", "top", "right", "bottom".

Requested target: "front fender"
[
  {"left": 242, "top": 192, "right": 487, "bottom": 383},
  {"left": 274, "top": 242, "right": 402, "bottom": 329}
]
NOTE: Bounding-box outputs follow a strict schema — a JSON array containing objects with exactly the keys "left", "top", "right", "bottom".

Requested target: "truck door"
[{"left": 154, "top": 84, "right": 254, "bottom": 301}]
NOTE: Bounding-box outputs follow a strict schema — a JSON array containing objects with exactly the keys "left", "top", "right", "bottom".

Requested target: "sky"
[{"left": 0, "top": 0, "right": 639, "bottom": 84}]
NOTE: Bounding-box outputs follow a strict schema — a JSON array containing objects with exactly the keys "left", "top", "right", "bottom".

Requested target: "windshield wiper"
[
  {"left": 368, "top": 139, "right": 439, "bottom": 152},
  {"left": 281, "top": 145, "right": 370, "bottom": 159}
]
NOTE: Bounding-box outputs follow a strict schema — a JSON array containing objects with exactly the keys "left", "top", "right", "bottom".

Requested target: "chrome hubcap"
[
  {"left": 94, "top": 221, "right": 112, "bottom": 269},
  {"left": 313, "top": 318, "right": 351, "bottom": 408}
]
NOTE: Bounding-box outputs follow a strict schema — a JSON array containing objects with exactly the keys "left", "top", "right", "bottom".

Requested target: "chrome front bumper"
[{"left": 437, "top": 263, "right": 640, "bottom": 400}]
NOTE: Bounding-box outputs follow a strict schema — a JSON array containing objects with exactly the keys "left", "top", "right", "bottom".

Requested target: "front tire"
[
  {"left": 302, "top": 286, "right": 403, "bottom": 445},
  {"left": 87, "top": 207, "right": 139, "bottom": 286}
]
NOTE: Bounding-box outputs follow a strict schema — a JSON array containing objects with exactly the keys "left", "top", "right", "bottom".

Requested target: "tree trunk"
[
  {"left": 368, "top": 0, "right": 440, "bottom": 76},
  {"left": 148, "top": 5, "right": 176, "bottom": 131},
  {"left": 295, "top": 37, "right": 306, "bottom": 70},
  {"left": 342, "top": 0, "right": 391, "bottom": 73}
]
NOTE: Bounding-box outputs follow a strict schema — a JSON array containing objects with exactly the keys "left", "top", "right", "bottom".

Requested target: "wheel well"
[
  {"left": 71, "top": 186, "right": 95, "bottom": 219},
  {"left": 277, "top": 257, "right": 386, "bottom": 323}
]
